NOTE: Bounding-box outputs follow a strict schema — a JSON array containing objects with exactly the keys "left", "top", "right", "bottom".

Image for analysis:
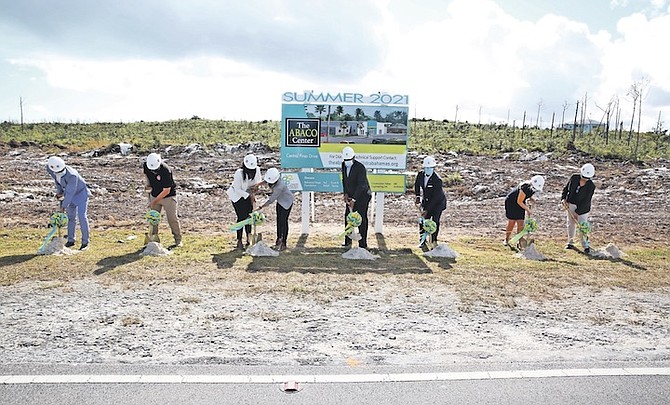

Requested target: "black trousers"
[
  {"left": 276, "top": 203, "right": 292, "bottom": 241},
  {"left": 344, "top": 195, "right": 371, "bottom": 248},
  {"left": 232, "top": 197, "right": 253, "bottom": 240},
  {"left": 419, "top": 208, "right": 444, "bottom": 243}
]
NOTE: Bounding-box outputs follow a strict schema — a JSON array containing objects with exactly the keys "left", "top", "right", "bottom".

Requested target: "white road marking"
[{"left": 1, "top": 368, "right": 669, "bottom": 385}]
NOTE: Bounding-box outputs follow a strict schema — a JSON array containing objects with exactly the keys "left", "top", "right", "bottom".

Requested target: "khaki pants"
[{"left": 151, "top": 196, "right": 181, "bottom": 243}]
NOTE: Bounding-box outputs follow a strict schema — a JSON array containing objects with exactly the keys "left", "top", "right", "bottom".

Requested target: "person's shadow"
[
  {"left": 94, "top": 250, "right": 144, "bottom": 275},
  {"left": 212, "top": 249, "right": 244, "bottom": 269},
  {"left": 0, "top": 254, "right": 37, "bottom": 268}
]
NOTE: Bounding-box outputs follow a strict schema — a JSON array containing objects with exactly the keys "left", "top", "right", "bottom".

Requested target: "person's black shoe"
[
  {"left": 79, "top": 243, "right": 89, "bottom": 251},
  {"left": 565, "top": 243, "right": 575, "bottom": 250},
  {"left": 65, "top": 241, "right": 75, "bottom": 248},
  {"left": 584, "top": 247, "right": 591, "bottom": 254}
]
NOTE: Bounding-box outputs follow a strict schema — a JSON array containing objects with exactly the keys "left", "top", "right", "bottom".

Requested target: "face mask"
[
  {"left": 424, "top": 167, "right": 434, "bottom": 176},
  {"left": 344, "top": 160, "right": 354, "bottom": 168}
]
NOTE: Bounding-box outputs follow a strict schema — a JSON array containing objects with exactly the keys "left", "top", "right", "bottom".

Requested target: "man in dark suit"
[
  {"left": 341, "top": 146, "right": 372, "bottom": 249},
  {"left": 414, "top": 155, "right": 447, "bottom": 248}
]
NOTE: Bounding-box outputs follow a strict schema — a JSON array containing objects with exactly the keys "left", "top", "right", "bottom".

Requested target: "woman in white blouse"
[{"left": 226, "top": 154, "right": 262, "bottom": 249}]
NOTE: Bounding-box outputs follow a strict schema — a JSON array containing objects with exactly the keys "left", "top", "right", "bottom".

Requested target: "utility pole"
[{"left": 454, "top": 104, "right": 459, "bottom": 123}]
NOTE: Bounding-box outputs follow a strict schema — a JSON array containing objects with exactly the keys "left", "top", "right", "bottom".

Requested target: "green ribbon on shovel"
[
  {"left": 419, "top": 218, "right": 437, "bottom": 244},
  {"left": 337, "top": 211, "right": 362, "bottom": 238},
  {"left": 578, "top": 220, "right": 591, "bottom": 248},
  {"left": 229, "top": 211, "right": 265, "bottom": 231},
  {"left": 39, "top": 212, "right": 69, "bottom": 251},
  {"left": 145, "top": 209, "right": 161, "bottom": 225},
  {"left": 509, "top": 218, "right": 538, "bottom": 245}
]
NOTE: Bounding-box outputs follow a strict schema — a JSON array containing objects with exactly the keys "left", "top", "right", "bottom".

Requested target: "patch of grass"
[{"left": 2, "top": 227, "right": 669, "bottom": 309}]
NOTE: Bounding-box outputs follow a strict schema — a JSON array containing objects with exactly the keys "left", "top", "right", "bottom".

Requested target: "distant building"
[{"left": 561, "top": 119, "right": 602, "bottom": 133}]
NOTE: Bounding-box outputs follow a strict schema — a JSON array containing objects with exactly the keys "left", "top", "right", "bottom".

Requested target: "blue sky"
[{"left": 1, "top": 0, "right": 669, "bottom": 130}]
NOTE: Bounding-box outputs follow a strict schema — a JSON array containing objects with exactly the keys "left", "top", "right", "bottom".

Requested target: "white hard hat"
[
  {"left": 264, "top": 167, "right": 280, "bottom": 184},
  {"left": 47, "top": 156, "right": 66, "bottom": 172},
  {"left": 580, "top": 163, "right": 595, "bottom": 178},
  {"left": 423, "top": 156, "right": 437, "bottom": 168},
  {"left": 342, "top": 146, "right": 355, "bottom": 160},
  {"left": 243, "top": 154, "right": 258, "bottom": 169},
  {"left": 530, "top": 175, "right": 545, "bottom": 192},
  {"left": 146, "top": 153, "right": 162, "bottom": 170}
]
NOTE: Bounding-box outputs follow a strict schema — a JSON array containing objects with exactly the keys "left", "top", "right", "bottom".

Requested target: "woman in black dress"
[{"left": 504, "top": 175, "right": 544, "bottom": 248}]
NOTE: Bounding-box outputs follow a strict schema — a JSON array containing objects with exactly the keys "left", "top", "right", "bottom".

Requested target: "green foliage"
[
  {"left": 0, "top": 119, "right": 280, "bottom": 152},
  {"left": 443, "top": 172, "right": 464, "bottom": 186},
  {"left": 1, "top": 119, "right": 667, "bottom": 161},
  {"left": 408, "top": 120, "right": 670, "bottom": 161}
]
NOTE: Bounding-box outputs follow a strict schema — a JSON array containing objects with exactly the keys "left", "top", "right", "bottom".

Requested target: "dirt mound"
[
  {"left": 37, "top": 237, "right": 76, "bottom": 256},
  {"left": 342, "top": 247, "right": 380, "bottom": 260},
  {"left": 423, "top": 244, "right": 459, "bottom": 258},
  {"left": 246, "top": 241, "right": 279, "bottom": 257},
  {"left": 515, "top": 243, "right": 547, "bottom": 261},
  {"left": 140, "top": 241, "right": 172, "bottom": 256}
]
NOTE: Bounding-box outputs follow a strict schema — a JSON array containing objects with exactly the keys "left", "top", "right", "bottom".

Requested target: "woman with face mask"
[
  {"left": 226, "top": 154, "right": 262, "bottom": 249},
  {"left": 414, "top": 156, "right": 447, "bottom": 249}
]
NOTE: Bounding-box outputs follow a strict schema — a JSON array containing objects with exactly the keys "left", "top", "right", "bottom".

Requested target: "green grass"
[
  {"left": 1, "top": 119, "right": 667, "bottom": 161},
  {"left": 2, "top": 228, "right": 668, "bottom": 308}
]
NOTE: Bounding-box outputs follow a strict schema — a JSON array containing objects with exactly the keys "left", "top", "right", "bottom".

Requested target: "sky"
[{"left": 1, "top": 0, "right": 670, "bottom": 130}]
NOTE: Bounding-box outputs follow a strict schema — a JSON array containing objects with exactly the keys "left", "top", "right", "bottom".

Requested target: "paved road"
[{"left": 2, "top": 362, "right": 669, "bottom": 404}]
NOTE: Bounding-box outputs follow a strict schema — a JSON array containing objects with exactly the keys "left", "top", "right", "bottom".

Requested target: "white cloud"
[{"left": 2, "top": 0, "right": 670, "bottom": 129}]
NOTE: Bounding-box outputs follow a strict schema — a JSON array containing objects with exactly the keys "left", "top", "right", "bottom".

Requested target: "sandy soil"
[{"left": 1, "top": 144, "right": 669, "bottom": 366}]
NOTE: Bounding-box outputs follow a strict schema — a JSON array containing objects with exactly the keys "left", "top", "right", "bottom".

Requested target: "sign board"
[
  {"left": 280, "top": 91, "right": 409, "bottom": 169},
  {"left": 280, "top": 172, "right": 406, "bottom": 194}
]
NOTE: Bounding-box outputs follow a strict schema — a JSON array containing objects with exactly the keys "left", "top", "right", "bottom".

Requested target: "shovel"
[
  {"left": 563, "top": 202, "right": 589, "bottom": 249},
  {"left": 144, "top": 223, "right": 161, "bottom": 245},
  {"left": 252, "top": 221, "right": 262, "bottom": 244},
  {"left": 144, "top": 193, "right": 161, "bottom": 245},
  {"left": 346, "top": 200, "right": 362, "bottom": 242}
]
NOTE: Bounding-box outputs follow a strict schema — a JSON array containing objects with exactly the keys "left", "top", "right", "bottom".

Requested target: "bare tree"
[
  {"left": 570, "top": 100, "right": 580, "bottom": 146},
  {"left": 625, "top": 77, "right": 650, "bottom": 156},
  {"left": 580, "top": 92, "right": 588, "bottom": 137},
  {"left": 535, "top": 99, "right": 543, "bottom": 128},
  {"left": 20, "top": 97, "right": 24, "bottom": 128},
  {"left": 633, "top": 77, "right": 650, "bottom": 159},
  {"left": 626, "top": 82, "right": 641, "bottom": 146},
  {"left": 561, "top": 100, "right": 570, "bottom": 130},
  {"left": 655, "top": 110, "right": 664, "bottom": 136}
]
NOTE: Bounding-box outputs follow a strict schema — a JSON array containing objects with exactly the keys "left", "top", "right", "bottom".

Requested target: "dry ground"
[{"left": 1, "top": 144, "right": 669, "bottom": 366}]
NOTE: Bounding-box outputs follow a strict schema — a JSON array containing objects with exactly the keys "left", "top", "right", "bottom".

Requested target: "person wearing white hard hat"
[
  {"left": 46, "top": 156, "right": 92, "bottom": 250},
  {"left": 143, "top": 152, "right": 182, "bottom": 248},
  {"left": 258, "top": 167, "right": 294, "bottom": 251},
  {"left": 503, "top": 174, "right": 544, "bottom": 249},
  {"left": 226, "top": 154, "right": 262, "bottom": 249},
  {"left": 341, "top": 146, "right": 372, "bottom": 249},
  {"left": 561, "top": 163, "right": 596, "bottom": 253},
  {"left": 414, "top": 156, "right": 447, "bottom": 249}
]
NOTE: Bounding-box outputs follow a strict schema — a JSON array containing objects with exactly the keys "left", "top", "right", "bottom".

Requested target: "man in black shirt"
[{"left": 144, "top": 153, "right": 182, "bottom": 247}]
